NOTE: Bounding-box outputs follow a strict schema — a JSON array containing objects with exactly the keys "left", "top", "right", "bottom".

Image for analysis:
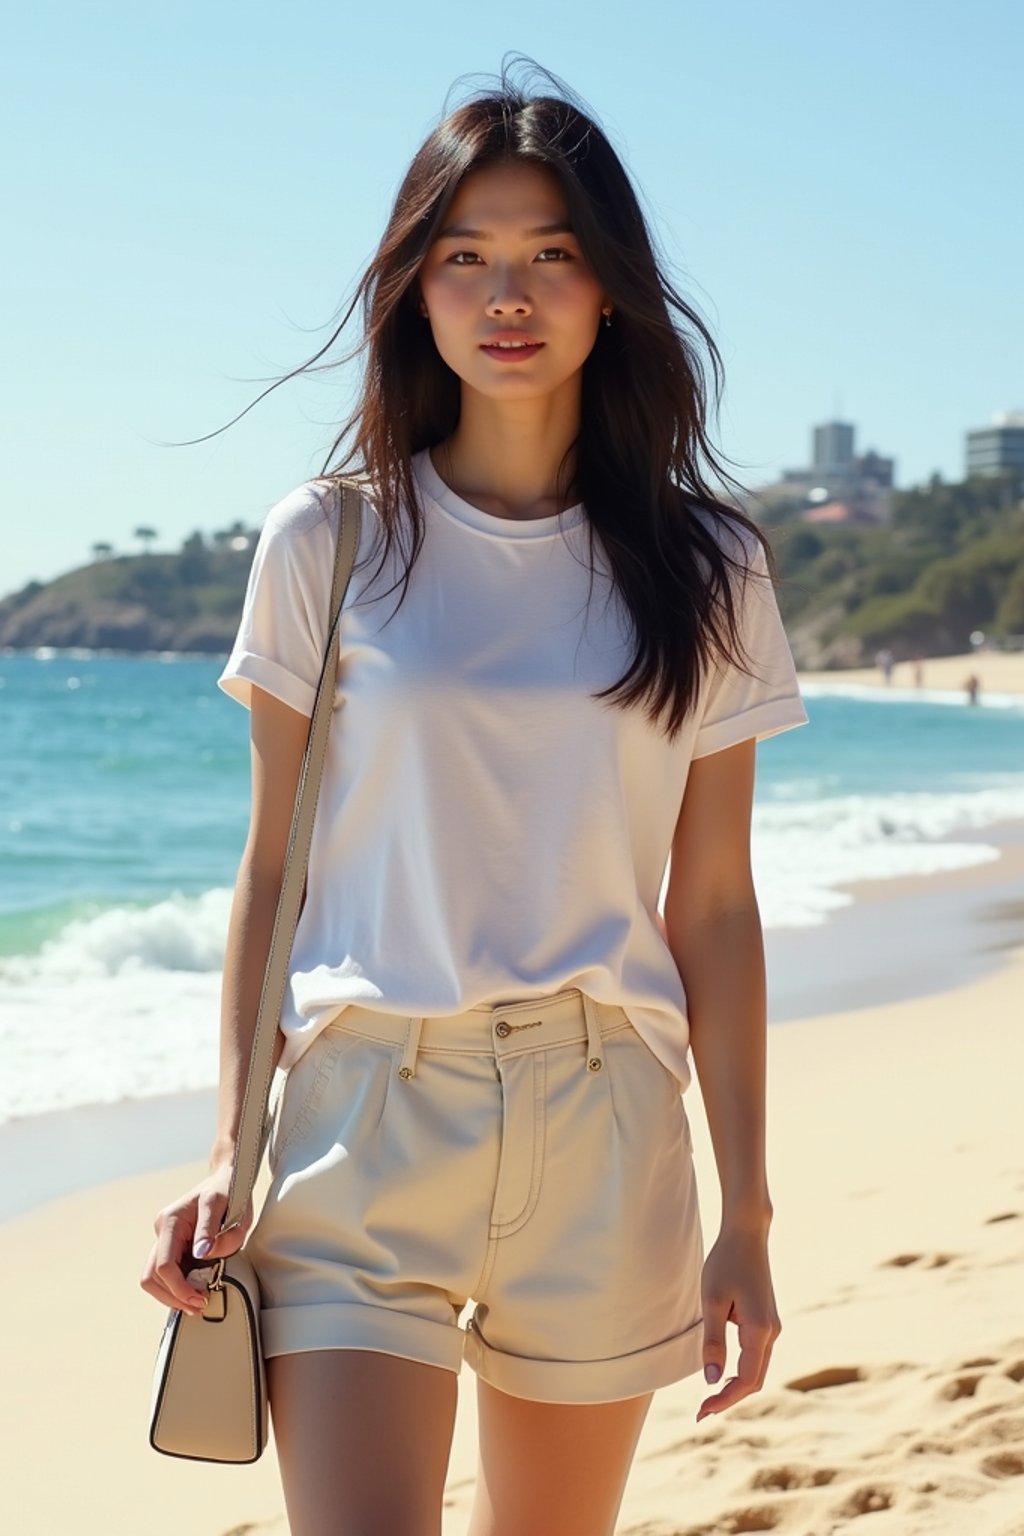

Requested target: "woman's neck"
[{"left": 433, "top": 391, "right": 582, "bottom": 522}]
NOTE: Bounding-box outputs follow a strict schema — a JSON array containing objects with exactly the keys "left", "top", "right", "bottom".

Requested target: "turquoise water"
[
  {"left": 2, "top": 655, "right": 248, "bottom": 948},
  {"left": 3, "top": 653, "right": 1024, "bottom": 935},
  {"left": 2, "top": 652, "right": 1023, "bottom": 1121}
]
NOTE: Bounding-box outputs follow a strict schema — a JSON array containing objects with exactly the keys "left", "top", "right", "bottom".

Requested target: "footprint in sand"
[
  {"left": 748, "top": 1463, "right": 839, "bottom": 1490},
  {"left": 641, "top": 1511, "right": 786, "bottom": 1536},
  {"left": 832, "top": 1482, "right": 896, "bottom": 1517},
  {"left": 984, "top": 1210, "right": 1020, "bottom": 1224},
  {"left": 938, "top": 1371, "right": 988, "bottom": 1401},
  {"left": 716, "top": 1510, "right": 783, "bottom": 1533},
  {"left": 668, "top": 1509, "right": 783, "bottom": 1534},
  {"left": 881, "top": 1250, "right": 961, "bottom": 1268},
  {"left": 785, "top": 1365, "right": 864, "bottom": 1392},
  {"left": 957, "top": 1355, "right": 1024, "bottom": 1383},
  {"left": 930, "top": 1348, "right": 1024, "bottom": 1407},
  {"left": 633, "top": 1513, "right": 785, "bottom": 1535},
  {"left": 979, "top": 1448, "right": 1024, "bottom": 1478}
]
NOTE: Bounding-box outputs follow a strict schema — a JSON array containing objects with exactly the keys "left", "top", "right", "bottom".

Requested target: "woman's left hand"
[{"left": 696, "top": 1220, "right": 782, "bottom": 1422}]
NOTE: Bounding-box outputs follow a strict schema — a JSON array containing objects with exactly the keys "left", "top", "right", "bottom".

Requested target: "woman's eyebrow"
[{"left": 435, "top": 221, "right": 575, "bottom": 241}]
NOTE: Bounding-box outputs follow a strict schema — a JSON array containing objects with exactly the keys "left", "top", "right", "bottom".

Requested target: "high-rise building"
[
  {"left": 752, "top": 419, "right": 894, "bottom": 523},
  {"left": 966, "top": 412, "right": 1024, "bottom": 487},
  {"left": 812, "top": 421, "right": 855, "bottom": 474}
]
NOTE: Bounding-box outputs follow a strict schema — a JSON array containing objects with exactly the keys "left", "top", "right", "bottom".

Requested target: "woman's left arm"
[{"left": 662, "top": 735, "right": 783, "bottom": 1421}]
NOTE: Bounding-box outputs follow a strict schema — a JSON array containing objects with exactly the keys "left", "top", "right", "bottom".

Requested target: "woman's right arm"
[
  {"left": 208, "top": 685, "right": 311, "bottom": 1166},
  {"left": 140, "top": 686, "right": 310, "bottom": 1313}
]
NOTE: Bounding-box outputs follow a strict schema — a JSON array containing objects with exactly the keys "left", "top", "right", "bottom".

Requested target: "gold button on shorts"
[{"left": 245, "top": 986, "right": 706, "bottom": 1404}]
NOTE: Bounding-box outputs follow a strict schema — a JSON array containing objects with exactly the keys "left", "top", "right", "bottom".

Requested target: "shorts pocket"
[
  {"left": 607, "top": 1024, "right": 693, "bottom": 1152},
  {"left": 270, "top": 1026, "right": 396, "bottom": 1167},
  {"left": 270, "top": 1029, "right": 366, "bottom": 1170}
]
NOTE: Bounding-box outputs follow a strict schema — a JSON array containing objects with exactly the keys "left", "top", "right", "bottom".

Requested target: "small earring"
[{"left": 603, "top": 309, "right": 612, "bottom": 328}]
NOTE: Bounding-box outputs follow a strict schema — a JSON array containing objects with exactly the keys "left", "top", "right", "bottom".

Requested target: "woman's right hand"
[{"left": 139, "top": 1157, "right": 254, "bottom": 1316}]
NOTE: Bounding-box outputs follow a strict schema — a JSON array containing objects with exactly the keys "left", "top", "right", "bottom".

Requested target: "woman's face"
[{"left": 417, "top": 161, "right": 608, "bottom": 402}]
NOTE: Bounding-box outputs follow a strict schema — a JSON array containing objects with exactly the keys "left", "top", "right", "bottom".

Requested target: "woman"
[{"left": 142, "top": 61, "right": 808, "bottom": 1536}]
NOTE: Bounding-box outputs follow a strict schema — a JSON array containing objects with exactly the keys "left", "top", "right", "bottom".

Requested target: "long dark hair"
[{"left": 180, "top": 57, "right": 780, "bottom": 743}]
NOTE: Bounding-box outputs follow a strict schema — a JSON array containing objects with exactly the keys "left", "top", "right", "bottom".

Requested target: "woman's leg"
[
  {"left": 466, "top": 1379, "right": 655, "bottom": 1536},
  {"left": 268, "top": 1348, "right": 459, "bottom": 1536}
]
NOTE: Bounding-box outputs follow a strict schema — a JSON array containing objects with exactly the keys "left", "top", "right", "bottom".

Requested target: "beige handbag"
[{"left": 149, "top": 478, "right": 362, "bottom": 1462}]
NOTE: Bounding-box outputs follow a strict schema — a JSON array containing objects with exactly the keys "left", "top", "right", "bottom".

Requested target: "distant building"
[
  {"left": 750, "top": 418, "right": 895, "bottom": 524},
  {"left": 812, "top": 421, "right": 855, "bottom": 477},
  {"left": 966, "top": 411, "right": 1024, "bottom": 489}
]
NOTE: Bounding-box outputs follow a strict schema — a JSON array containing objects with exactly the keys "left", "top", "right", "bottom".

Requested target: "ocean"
[{"left": 3, "top": 652, "right": 1024, "bottom": 1126}]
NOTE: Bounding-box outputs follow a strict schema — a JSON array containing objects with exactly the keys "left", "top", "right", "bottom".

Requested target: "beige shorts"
[{"left": 246, "top": 986, "right": 706, "bottom": 1404}]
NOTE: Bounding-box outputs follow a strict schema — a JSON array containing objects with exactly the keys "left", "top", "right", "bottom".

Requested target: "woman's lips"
[{"left": 479, "top": 342, "right": 545, "bottom": 362}]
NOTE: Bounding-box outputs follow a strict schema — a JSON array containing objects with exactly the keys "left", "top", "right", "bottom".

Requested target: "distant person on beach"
[
  {"left": 912, "top": 654, "right": 925, "bottom": 688},
  {"left": 874, "top": 647, "right": 895, "bottom": 684},
  {"left": 141, "top": 58, "right": 809, "bottom": 1533},
  {"left": 964, "top": 672, "right": 981, "bottom": 705}
]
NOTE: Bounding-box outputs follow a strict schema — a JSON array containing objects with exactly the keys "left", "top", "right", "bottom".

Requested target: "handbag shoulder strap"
[{"left": 221, "top": 477, "right": 362, "bottom": 1233}]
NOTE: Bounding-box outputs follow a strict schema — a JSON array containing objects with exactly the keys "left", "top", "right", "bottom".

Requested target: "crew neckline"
[{"left": 413, "top": 447, "right": 587, "bottom": 540}]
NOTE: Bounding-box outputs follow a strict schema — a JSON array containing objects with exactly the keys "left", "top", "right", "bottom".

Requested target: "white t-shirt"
[{"left": 218, "top": 448, "right": 809, "bottom": 1088}]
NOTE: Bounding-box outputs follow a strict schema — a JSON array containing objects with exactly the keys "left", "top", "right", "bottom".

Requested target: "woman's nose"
[
  {"left": 485, "top": 279, "right": 533, "bottom": 317},
  {"left": 486, "top": 297, "right": 532, "bottom": 316}
]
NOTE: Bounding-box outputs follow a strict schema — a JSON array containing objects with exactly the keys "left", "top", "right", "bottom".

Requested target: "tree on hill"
[
  {"left": 995, "top": 563, "right": 1024, "bottom": 638},
  {"left": 212, "top": 519, "right": 249, "bottom": 550},
  {"left": 91, "top": 541, "right": 114, "bottom": 561},
  {"left": 134, "top": 526, "right": 158, "bottom": 554},
  {"left": 179, "top": 530, "right": 211, "bottom": 582}
]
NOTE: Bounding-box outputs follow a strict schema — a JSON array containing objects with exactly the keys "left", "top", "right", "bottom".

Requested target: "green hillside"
[
  {"left": 0, "top": 531, "right": 256, "bottom": 653},
  {"left": 768, "top": 472, "right": 1024, "bottom": 668},
  {"left": 1, "top": 473, "right": 1021, "bottom": 664}
]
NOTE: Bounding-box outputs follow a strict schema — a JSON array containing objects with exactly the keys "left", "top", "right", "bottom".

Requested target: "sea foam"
[{"left": 3, "top": 782, "right": 1020, "bottom": 1123}]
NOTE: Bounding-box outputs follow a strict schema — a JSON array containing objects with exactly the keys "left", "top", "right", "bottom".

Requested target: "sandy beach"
[
  {"left": 1, "top": 835, "right": 1021, "bottom": 1536},
  {"left": 797, "top": 648, "right": 1024, "bottom": 698}
]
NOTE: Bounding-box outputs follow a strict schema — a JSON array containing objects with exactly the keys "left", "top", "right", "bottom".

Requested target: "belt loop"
[
  {"left": 398, "top": 1016, "right": 423, "bottom": 1081},
  {"left": 582, "top": 994, "right": 603, "bottom": 1074}
]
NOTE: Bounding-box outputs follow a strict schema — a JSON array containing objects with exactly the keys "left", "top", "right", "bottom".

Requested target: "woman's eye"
[{"left": 447, "top": 247, "right": 574, "bottom": 266}]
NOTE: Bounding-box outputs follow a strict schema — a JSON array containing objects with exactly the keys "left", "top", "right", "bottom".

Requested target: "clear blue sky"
[{"left": 4, "top": 1, "right": 1021, "bottom": 592}]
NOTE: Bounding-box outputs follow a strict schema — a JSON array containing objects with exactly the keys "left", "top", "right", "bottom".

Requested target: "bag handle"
[{"left": 219, "top": 478, "right": 362, "bottom": 1237}]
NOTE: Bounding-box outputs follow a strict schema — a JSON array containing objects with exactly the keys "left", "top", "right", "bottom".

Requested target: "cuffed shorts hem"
[
  {"left": 261, "top": 1301, "right": 464, "bottom": 1375},
  {"left": 462, "top": 1313, "right": 706, "bottom": 1405}
]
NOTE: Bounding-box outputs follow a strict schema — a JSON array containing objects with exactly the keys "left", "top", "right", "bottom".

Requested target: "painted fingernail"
[{"left": 704, "top": 1363, "right": 722, "bottom": 1383}]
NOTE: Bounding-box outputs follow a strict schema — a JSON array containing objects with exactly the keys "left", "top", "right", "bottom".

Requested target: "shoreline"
[
  {"left": 797, "top": 647, "right": 1024, "bottom": 698},
  {"left": 3, "top": 817, "right": 1022, "bottom": 1224},
  {"left": 8, "top": 644, "right": 1024, "bottom": 679},
  {"left": 765, "top": 817, "right": 1024, "bottom": 1023}
]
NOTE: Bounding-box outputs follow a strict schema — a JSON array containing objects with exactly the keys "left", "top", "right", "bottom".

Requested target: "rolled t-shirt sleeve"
[
  {"left": 217, "top": 482, "right": 334, "bottom": 717},
  {"left": 692, "top": 533, "right": 809, "bottom": 759}
]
